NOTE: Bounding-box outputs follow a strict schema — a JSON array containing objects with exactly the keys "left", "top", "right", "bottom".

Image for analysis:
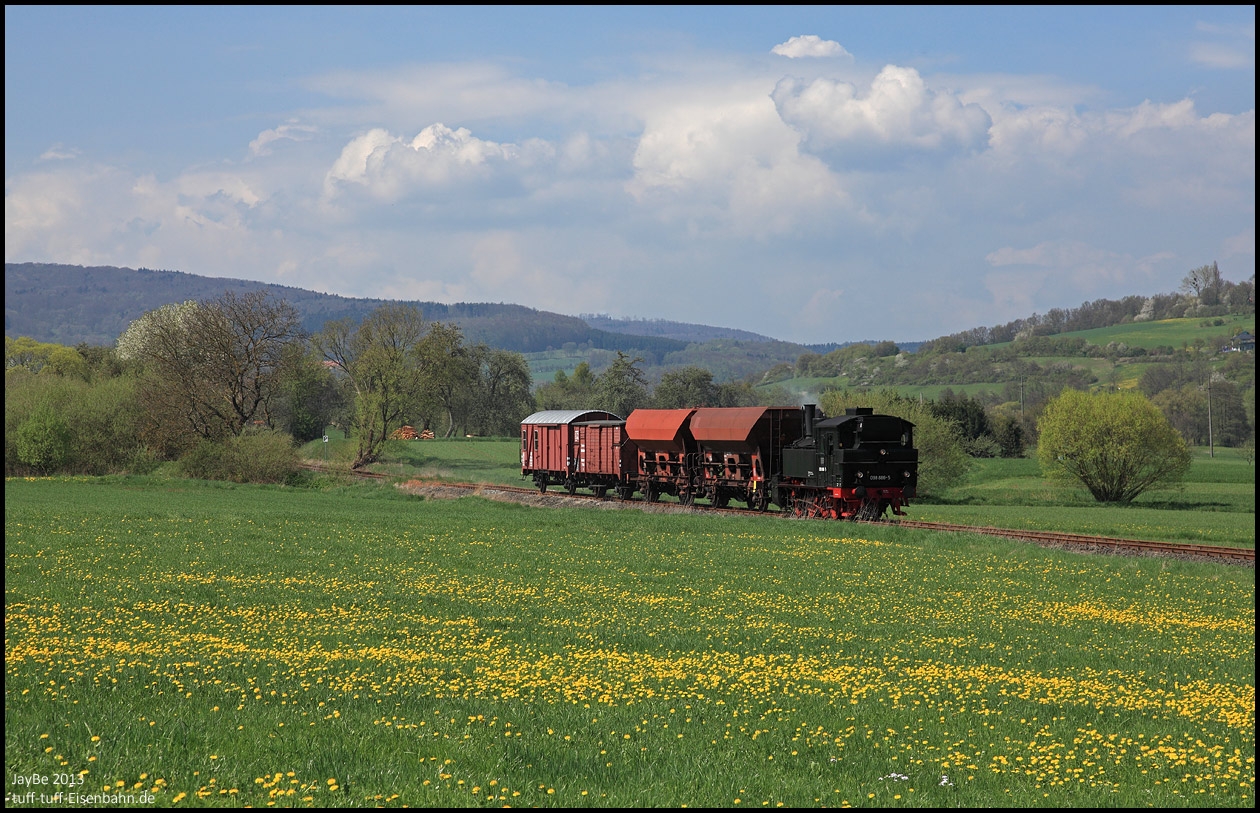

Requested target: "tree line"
[
  {"left": 5, "top": 291, "right": 796, "bottom": 478},
  {"left": 5, "top": 292, "right": 534, "bottom": 476},
  {"left": 918, "top": 264, "right": 1253, "bottom": 354}
]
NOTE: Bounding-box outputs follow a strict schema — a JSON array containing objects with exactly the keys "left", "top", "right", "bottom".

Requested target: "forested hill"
[
  {"left": 3, "top": 263, "right": 692, "bottom": 358},
  {"left": 581, "top": 315, "right": 776, "bottom": 344}
]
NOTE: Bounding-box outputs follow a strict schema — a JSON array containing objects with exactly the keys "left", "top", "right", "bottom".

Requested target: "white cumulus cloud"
[
  {"left": 323, "top": 123, "right": 531, "bottom": 201},
  {"left": 773, "top": 65, "right": 991, "bottom": 152},
  {"left": 771, "top": 35, "right": 852, "bottom": 60},
  {"left": 248, "top": 122, "right": 318, "bottom": 158},
  {"left": 627, "top": 93, "right": 848, "bottom": 236}
]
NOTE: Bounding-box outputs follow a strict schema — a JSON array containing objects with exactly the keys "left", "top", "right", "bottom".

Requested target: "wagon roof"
[
  {"left": 625, "top": 409, "right": 695, "bottom": 442},
  {"left": 521, "top": 410, "right": 622, "bottom": 426},
  {"left": 689, "top": 407, "right": 785, "bottom": 442}
]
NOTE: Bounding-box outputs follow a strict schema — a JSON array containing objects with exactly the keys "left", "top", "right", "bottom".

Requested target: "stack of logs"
[{"left": 390, "top": 426, "right": 436, "bottom": 440}]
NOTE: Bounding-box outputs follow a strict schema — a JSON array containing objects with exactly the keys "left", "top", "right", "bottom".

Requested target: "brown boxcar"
[
  {"left": 521, "top": 410, "right": 635, "bottom": 497},
  {"left": 689, "top": 406, "right": 804, "bottom": 510},
  {"left": 624, "top": 408, "right": 697, "bottom": 503}
]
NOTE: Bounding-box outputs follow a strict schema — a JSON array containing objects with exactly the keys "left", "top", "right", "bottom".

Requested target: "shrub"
[
  {"left": 963, "top": 434, "right": 1001, "bottom": 458},
  {"left": 1038, "top": 389, "right": 1190, "bottom": 502},
  {"left": 179, "top": 431, "right": 299, "bottom": 484},
  {"left": 6, "top": 369, "right": 144, "bottom": 475},
  {"left": 15, "top": 405, "right": 73, "bottom": 474}
]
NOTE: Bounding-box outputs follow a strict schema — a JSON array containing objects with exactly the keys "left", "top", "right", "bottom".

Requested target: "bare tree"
[
  {"left": 1181, "top": 262, "right": 1223, "bottom": 306},
  {"left": 118, "top": 291, "right": 303, "bottom": 455}
]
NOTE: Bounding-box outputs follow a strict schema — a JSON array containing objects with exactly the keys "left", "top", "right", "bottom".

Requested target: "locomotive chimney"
[{"left": 803, "top": 404, "right": 816, "bottom": 438}]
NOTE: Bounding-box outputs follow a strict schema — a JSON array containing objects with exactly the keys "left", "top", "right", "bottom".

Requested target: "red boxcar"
[
  {"left": 689, "top": 407, "right": 803, "bottom": 510},
  {"left": 521, "top": 410, "right": 635, "bottom": 497}
]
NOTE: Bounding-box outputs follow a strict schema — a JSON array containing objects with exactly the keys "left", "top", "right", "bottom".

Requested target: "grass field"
[
  {"left": 919, "top": 452, "right": 1256, "bottom": 548},
  {"left": 5, "top": 476, "right": 1254, "bottom": 808},
  {"left": 318, "top": 436, "right": 1256, "bottom": 549}
]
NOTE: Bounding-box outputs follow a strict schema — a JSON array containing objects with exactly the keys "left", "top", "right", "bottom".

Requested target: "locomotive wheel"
[{"left": 791, "top": 498, "right": 814, "bottom": 518}]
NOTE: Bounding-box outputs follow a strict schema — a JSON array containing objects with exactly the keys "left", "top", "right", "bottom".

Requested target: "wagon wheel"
[
  {"left": 535, "top": 475, "right": 548, "bottom": 494},
  {"left": 594, "top": 486, "right": 608, "bottom": 499},
  {"left": 646, "top": 484, "right": 661, "bottom": 503},
  {"left": 565, "top": 479, "right": 578, "bottom": 495},
  {"left": 713, "top": 493, "right": 730, "bottom": 509}
]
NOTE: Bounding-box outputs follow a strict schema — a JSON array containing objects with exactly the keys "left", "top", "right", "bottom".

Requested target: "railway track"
[
  {"left": 889, "top": 520, "right": 1255, "bottom": 565},
  {"left": 301, "top": 464, "right": 1254, "bottom": 566}
]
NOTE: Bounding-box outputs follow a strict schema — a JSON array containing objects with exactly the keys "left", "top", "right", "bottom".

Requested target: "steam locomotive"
[{"left": 521, "top": 405, "right": 917, "bottom": 520}]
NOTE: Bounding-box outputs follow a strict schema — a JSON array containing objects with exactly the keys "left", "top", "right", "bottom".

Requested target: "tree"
[
  {"left": 930, "top": 389, "right": 992, "bottom": 443},
  {"left": 1181, "top": 262, "right": 1223, "bottom": 307},
  {"left": 534, "top": 362, "right": 596, "bottom": 410},
  {"left": 654, "top": 366, "right": 719, "bottom": 408},
  {"left": 1150, "top": 385, "right": 1208, "bottom": 444},
  {"left": 594, "top": 351, "right": 649, "bottom": 418},
  {"left": 991, "top": 413, "right": 1026, "bottom": 458},
  {"left": 117, "top": 292, "right": 304, "bottom": 453},
  {"left": 467, "top": 347, "right": 535, "bottom": 436},
  {"left": 313, "top": 303, "right": 427, "bottom": 468},
  {"left": 1037, "top": 389, "right": 1191, "bottom": 503},
  {"left": 413, "top": 322, "right": 479, "bottom": 437},
  {"left": 6, "top": 348, "right": 145, "bottom": 476},
  {"left": 6, "top": 336, "right": 88, "bottom": 379},
  {"left": 205, "top": 290, "right": 305, "bottom": 434},
  {"left": 272, "top": 345, "right": 345, "bottom": 443}
]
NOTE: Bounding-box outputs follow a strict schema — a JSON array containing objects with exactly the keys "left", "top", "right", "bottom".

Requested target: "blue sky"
[{"left": 5, "top": 6, "right": 1254, "bottom": 344}]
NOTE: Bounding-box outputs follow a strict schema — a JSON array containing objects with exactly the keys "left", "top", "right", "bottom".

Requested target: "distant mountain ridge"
[
  {"left": 3, "top": 263, "right": 774, "bottom": 358},
  {"left": 580, "top": 314, "right": 776, "bottom": 344}
]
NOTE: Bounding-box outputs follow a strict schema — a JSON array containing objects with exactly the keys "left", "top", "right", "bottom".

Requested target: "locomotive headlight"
[
  {"left": 856, "top": 471, "right": 864, "bottom": 479},
  {"left": 904, "top": 470, "right": 912, "bottom": 479},
  {"left": 879, "top": 448, "right": 887, "bottom": 456}
]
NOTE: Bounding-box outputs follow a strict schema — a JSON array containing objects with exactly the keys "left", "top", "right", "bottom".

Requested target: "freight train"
[{"left": 521, "top": 405, "right": 917, "bottom": 520}]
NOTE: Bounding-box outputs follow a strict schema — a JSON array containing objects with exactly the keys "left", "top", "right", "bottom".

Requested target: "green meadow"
[
  {"left": 5, "top": 474, "right": 1254, "bottom": 808},
  {"left": 324, "top": 435, "right": 1256, "bottom": 548},
  {"left": 918, "top": 452, "right": 1256, "bottom": 548}
]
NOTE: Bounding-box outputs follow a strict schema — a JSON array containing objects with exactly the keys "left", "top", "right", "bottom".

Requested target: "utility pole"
[{"left": 1207, "top": 374, "right": 1214, "bottom": 458}]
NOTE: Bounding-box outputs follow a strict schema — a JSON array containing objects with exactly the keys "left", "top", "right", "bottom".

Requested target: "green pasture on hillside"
[
  {"left": 5, "top": 477, "right": 1254, "bottom": 808},
  {"left": 1055, "top": 315, "right": 1254, "bottom": 352},
  {"left": 762, "top": 314, "right": 1254, "bottom": 399}
]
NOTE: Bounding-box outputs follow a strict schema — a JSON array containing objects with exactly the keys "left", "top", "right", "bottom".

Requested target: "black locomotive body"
[{"left": 778, "top": 407, "right": 918, "bottom": 520}]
